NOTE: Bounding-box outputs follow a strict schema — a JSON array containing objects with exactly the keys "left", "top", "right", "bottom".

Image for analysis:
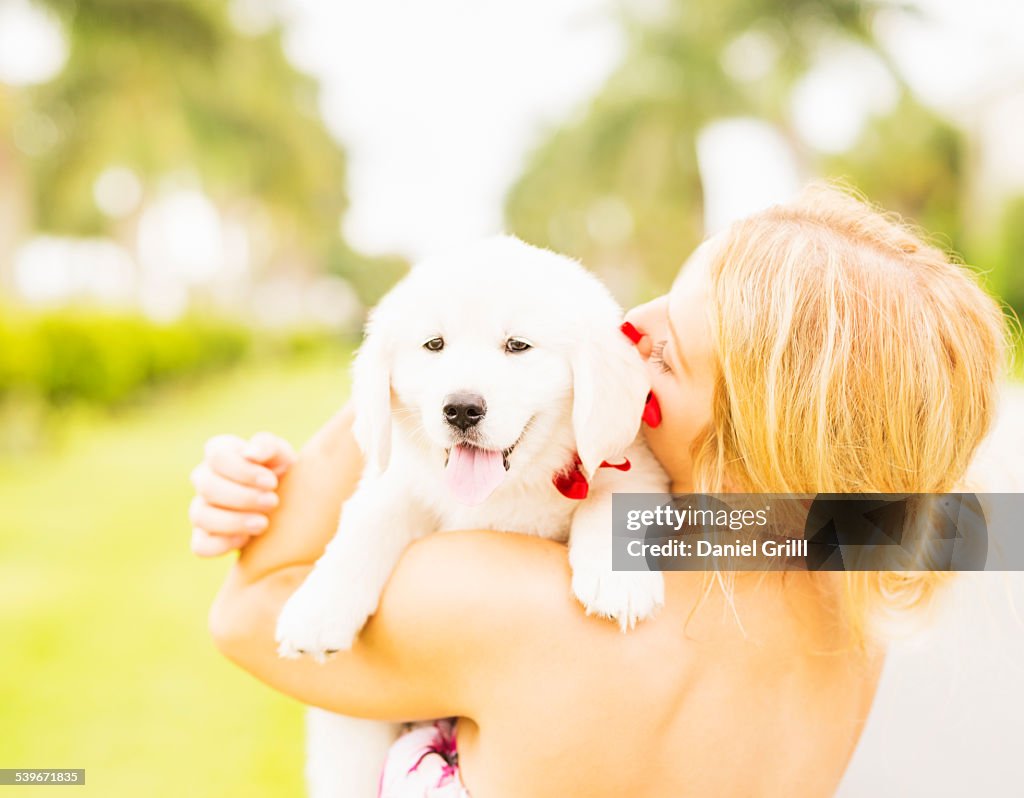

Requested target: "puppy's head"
[{"left": 351, "top": 236, "right": 650, "bottom": 502}]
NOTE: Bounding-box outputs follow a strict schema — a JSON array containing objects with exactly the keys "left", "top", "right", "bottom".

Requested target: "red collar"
[{"left": 553, "top": 454, "right": 631, "bottom": 500}]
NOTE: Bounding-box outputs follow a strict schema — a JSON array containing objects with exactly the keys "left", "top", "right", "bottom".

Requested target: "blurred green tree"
[
  {"left": 978, "top": 194, "right": 1024, "bottom": 322},
  {"left": 30, "top": 0, "right": 340, "bottom": 236},
  {"left": 505, "top": 0, "right": 970, "bottom": 304},
  {"left": 6, "top": 0, "right": 405, "bottom": 303}
]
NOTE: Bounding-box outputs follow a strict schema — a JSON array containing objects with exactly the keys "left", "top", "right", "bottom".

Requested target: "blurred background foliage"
[
  {"left": 29, "top": 0, "right": 347, "bottom": 238},
  {"left": 0, "top": 0, "right": 406, "bottom": 447},
  {"left": 0, "top": 311, "right": 250, "bottom": 408},
  {"left": 1, "top": 0, "right": 1022, "bottom": 795},
  {"left": 1, "top": 0, "right": 1020, "bottom": 438},
  {"left": 18, "top": 0, "right": 406, "bottom": 305},
  {"left": 506, "top": 0, "right": 1005, "bottom": 308}
]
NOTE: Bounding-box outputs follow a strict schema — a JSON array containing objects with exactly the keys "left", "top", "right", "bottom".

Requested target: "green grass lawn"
[{"left": 0, "top": 350, "right": 352, "bottom": 796}]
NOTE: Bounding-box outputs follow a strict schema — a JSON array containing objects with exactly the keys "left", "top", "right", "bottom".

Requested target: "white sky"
[
  {"left": 874, "top": 0, "right": 1024, "bottom": 111},
  {"left": 0, "top": 0, "right": 66, "bottom": 85},
  {"left": 280, "top": 0, "right": 623, "bottom": 259}
]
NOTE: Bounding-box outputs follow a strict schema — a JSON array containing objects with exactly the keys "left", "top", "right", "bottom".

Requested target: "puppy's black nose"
[{"left": 443, "top": 393, "right": 486, "bottom": 431}]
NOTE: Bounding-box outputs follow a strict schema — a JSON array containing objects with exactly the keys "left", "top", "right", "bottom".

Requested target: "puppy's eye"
[
  {"left": 505, "top": 338, "right": 532, "bottom": 353},
  {"left": 423, "top": 337, "right": 444, "bottom": 352}
]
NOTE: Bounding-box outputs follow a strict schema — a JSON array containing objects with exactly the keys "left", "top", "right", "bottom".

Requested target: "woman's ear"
[
  {"left": 571, "top": 325, "right": 650, "bottom": 479},
  {"left": 350, "top": 319, "right": 393, "bottom": 474}
]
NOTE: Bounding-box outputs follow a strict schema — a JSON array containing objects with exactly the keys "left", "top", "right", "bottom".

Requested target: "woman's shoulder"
[
  {"left": 392, "top": 529, "right": 685, "bottom": 634},
  {"left": 384, "top": 530, "right": 706, "bottom": 687},
  {"left": 387, "top": 529, "right": 589, "bottom": 646},
  {"left": 389, "top": 531, "right": 852, "bottom": 663}
]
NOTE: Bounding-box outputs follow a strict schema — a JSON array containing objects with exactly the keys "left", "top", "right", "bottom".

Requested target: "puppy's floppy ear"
[
  {"left": 350, "top": 317, "right": 393, "bottom": 473},
  {"left": 572, "top": 322, "right": 650, "bottom": 479}
]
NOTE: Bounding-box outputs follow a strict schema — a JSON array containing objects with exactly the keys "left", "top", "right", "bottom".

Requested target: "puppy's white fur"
[{"left": 276, "top": 236, "right": 669, "bottom": 797}]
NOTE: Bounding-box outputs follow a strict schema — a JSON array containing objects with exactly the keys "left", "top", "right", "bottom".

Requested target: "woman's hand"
[{"left": 189, "top": 432, "right": 297, "bottom": 557}]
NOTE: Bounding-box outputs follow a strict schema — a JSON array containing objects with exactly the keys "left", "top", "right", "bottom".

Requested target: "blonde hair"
[{"left": 690, "top": 183, "right": 1009, "bottom": 642}]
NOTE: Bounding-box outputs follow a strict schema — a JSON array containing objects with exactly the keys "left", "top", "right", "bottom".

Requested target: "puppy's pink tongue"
[{"left": 444, "top": 444, "right": 506, "bottom": 505}]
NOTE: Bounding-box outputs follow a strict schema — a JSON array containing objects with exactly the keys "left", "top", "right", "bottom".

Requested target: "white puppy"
[{"left": 276, "top": 236, "right": 669, "bottom": 797}]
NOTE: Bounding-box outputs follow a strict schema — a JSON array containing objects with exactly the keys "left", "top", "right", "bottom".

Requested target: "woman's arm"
[
  {"left": 224, "top": 405, "right": 361, "bottom": 586},
  {"left": 207, "top": 404, "right": 578, "bottom": 722}
]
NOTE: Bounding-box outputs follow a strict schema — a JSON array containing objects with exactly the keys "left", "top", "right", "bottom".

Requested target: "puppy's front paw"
[
  {"left": 571, "top": 567, "right": 665, "bottom": 632},
  {"left": 274, "top": 580, "right": 365, "bottom": 662}
]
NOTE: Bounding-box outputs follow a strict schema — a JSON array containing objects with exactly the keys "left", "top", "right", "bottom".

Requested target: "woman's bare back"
[{"left": 458, "top": 569, "right": 884, "bottom": 798}]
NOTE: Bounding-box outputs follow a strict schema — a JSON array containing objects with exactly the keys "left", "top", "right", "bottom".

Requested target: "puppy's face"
[
  {"left": 353, "top": 236, "right": 650, "bottom": 504},
  {"left": 390, "top": 302, "right": 572, "bottom": 462}
]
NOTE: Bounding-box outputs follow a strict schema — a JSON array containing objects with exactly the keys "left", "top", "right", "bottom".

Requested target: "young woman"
[{"left": 190, "top": 186, "right": 1007, "bottom": 797}]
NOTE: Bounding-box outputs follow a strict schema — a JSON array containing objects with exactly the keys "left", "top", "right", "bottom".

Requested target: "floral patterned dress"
[{"left": 378, "top": 719, "right": 470, "bottom": 798}]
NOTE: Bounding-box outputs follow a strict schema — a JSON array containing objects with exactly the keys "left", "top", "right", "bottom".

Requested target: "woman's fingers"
[
  {"left": 204, "top": 433, "right": 247, "bottom": 458},
  {"left": 244, "top": 432, "right": 297, "bottom": 477},
  {"left": 191, "top": 464, "right": 279, "bottom": 513},
  {"left": 189, "top": 496, "right": 269, "bottom": 536},
  {"left": 205, "top": 440, "right": 280, "bottom": 490},
  {"left": 189, "top": 431, "right": 294, "bottom": 557},
  {"left": 191, "top": 527, "right": 248, "bottom": 558}
]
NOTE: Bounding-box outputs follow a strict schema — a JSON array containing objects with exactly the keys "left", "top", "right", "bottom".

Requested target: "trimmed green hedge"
[{"left": 0, "top": 312, "right": 252, "bottom": 408}]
